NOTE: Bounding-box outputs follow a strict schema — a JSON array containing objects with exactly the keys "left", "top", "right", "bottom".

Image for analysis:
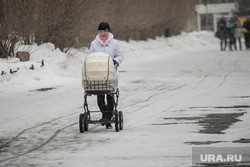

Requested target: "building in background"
[
  {"left": 195, "top": 0, "right": 250, "bottom": 32},
  {"left": 195, "top": 0, "right": 237, "bottom": 32}
]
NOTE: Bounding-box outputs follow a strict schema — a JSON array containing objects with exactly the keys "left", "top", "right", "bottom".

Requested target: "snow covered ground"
[{"left": 0, "top": 31, "right": 250, "bottom": 167}]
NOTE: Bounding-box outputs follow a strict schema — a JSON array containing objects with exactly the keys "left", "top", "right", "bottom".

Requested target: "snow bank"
[{"left": 0, "top": 31, "right": 218, "bottom": 93}]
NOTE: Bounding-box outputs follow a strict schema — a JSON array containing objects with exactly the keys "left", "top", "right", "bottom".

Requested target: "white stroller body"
[
  {"left": 79, "top": 52, "right": 123, "bottom": 132},
  {"left": 82, "top": 52, "right": 118, "bottom": 94}
]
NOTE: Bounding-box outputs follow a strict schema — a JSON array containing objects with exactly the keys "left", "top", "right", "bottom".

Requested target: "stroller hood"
[{"left": 82, "top": 52, "right": 118, "bottom": 93}]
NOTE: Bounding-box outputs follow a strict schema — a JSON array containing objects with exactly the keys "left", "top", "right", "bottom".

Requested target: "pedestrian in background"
[
  {"left": 231, "top": 16, "right": 242, "bottom": 50},
  {"left": 242, "top": 16, "right": 250, "bottom": 49},
  {"left": 226, "top": 18, "right": 235, "bottom": 50},
  {"left": 216, "top": 17, "right": 228, "bottom": 51}
]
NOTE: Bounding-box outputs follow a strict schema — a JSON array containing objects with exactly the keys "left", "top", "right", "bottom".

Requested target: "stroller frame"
[{"left": 79, "top": 88, "right": 123, "bottom": 133}]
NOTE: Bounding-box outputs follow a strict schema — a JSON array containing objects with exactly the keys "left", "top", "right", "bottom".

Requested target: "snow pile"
[
  {"left": 0, "top": 31, "right": 218, "bottom": 93},
  {"left": 120, "top": 31, "right": 217, "bottom": 55},
  {"left": 0, "top": 43, "right": 88, "bottom": 93}
]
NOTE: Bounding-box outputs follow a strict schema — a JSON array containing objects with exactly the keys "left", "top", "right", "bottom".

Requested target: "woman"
[
  {"left": 89, "top": 22, "right": 124, "bottom": 128},
  {"left": 216, "top": 17, "right": 228, "bottom": 51},
  {"left": 231, "top": 16, "right": 242, "bottom": 50}
]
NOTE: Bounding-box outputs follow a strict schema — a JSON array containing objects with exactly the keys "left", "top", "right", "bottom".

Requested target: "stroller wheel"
[
  {"left": 79, "top": 113, "right": 88, "bottom": 133},
  {"left": 119, "top": 111, "right": 123, "bottom": 130},
  {"left": 79, "top": 114, "right": 84, "bottom": 133},
  {"left": 114, "top": 110, "right": 120, "bottom": 132},
  {"left": 84, "top": 112, "right": 89, "bottom": 131}
]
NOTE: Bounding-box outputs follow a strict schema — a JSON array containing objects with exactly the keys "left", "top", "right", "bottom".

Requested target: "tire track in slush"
[
  {"left": 124, "top": 63, "right": 230, "bottom": 127},
  {"left": 213, "top": 53, "right": 241, "bottom": 91},
  {"left": 122, "top": 83, "right": 187, "bottom": 110},
  {"left": 0, "top": 69, "right": 207, "bottom": 163},
  {"left": 127, "top": 55, "right": 245, "bottom": 127},
  {"left": 189, "top": 56, "right": 238, "bottom": 93},
  {"left": 0, "top": 98, "right": 106, "bottom": 162},
  {"left": 0, "top": 110, "right": 80, "bottom": 149},
  {"left": 125, "top": 87, "right": 205, "bottom": 128},
  {"left": 0, "top": 108, "right": 86, "bottom": 163},
  {"left": 0, "top": 123, "right": 76, "bottom": 163},
  {"left": 123, "top": 83, "right": 190, "bottom": 127},
  {"left": 112, "top": 62, "right": 219, "bottom": 128},
  {"left": 0, "top": 79, "right": 221, "bottom": 162},
  {"left": 213, "top": 70, "right": 236, "bottom": 91},
  {"left": 0, "top": 121, "right": 100, "bottom": 163}
]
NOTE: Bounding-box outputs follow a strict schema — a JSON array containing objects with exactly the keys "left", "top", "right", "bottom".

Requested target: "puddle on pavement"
[
  {"left": 153, "top": 105, "right": 249, "bottom": 145},
  {"left": 198, "top": 112, "right": 245, "bottom": 134},
  {"left": 214, "top": 105, "right": 249, "bottom": 109},
  {"left": 190, "top": 105, "right": 250, "bottom": 109},
  {"left": 152, "top": 117, "right": 203, "bottom": 126},
  {"left": 30, "top": 87, "right": 56, "bottom": 92},
  {"left": 230, "top": 96, "right": 250, "bottom": 99},
  {"left": 185, "top": 141, "right": 222, "bottom": 145},
  {"left": 233, "top": 138, "right": 250, "bottom": 143},
  {"left": 193, "top": 163, "right": 247, "bottom": 167},
  {"left": 159, "top": 112, "right": 245, "bottom": 134}
]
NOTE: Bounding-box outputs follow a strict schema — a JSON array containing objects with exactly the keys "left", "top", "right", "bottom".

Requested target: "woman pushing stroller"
[{"left": 89, "top": 22, "right": 124, "bottom": 128}]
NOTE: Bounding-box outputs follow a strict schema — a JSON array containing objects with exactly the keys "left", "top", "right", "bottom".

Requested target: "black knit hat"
[{"left": 98, "top": 22, "right": 110, "bottom": 32}]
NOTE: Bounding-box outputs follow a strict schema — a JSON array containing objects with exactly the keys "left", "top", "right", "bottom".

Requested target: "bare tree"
[
  {"left": 0, "top": 0, "right": 198, "bottom": 58},
  {"left": 30, "top": 0, "right": 87, "bottom": 51},
  {"left": 0, "top": 0, "right": 87, "bottom": 58},
  {"left": 0, "top": 0, "right": 38, "bottom": 58},
  {"left": 0, "top": 0, "right": 19, "bottom": 58}
]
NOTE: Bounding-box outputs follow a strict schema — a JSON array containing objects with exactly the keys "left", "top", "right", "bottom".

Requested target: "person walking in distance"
[
  {"left": 216, "top": 17, "right": 228, "bottom": 51},
  {"left": 243, "top": 16, "right": 250, "bottom": 49}
]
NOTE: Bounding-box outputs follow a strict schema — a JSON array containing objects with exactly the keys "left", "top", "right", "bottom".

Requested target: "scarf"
[{"left": 99, "top": 33, "right": 110, "bottom": 44}]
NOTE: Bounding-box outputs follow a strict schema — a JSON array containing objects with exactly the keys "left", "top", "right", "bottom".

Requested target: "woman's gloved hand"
[{"left": 113, "top": 59, "right": 119, "bottom": 67}]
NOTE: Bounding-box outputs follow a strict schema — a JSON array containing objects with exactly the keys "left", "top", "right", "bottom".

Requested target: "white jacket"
[
  {"left": 233, "top": 21, "right": 242, "bottom": 38},
  {"left": 89, "top": 33, "right": 124, "bottom": 65}
]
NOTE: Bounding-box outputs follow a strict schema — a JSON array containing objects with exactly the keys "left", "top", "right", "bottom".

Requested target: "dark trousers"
[
  {"left": 236, "top": 37, "right": 242, "bottom": 50},
  {"left": 220, "top": 40, "right": 227, "bottom": 51},
  {"left": 97, "top": 94, "right": 114, "bottom": 120},
  {"left": 229, "top": 33, "right": 236, "bottom": 50}
]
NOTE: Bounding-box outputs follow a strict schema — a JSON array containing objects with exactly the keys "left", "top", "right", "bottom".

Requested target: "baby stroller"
[{"left": 79, "top": 52, "right": 123, "bottom": 133}]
